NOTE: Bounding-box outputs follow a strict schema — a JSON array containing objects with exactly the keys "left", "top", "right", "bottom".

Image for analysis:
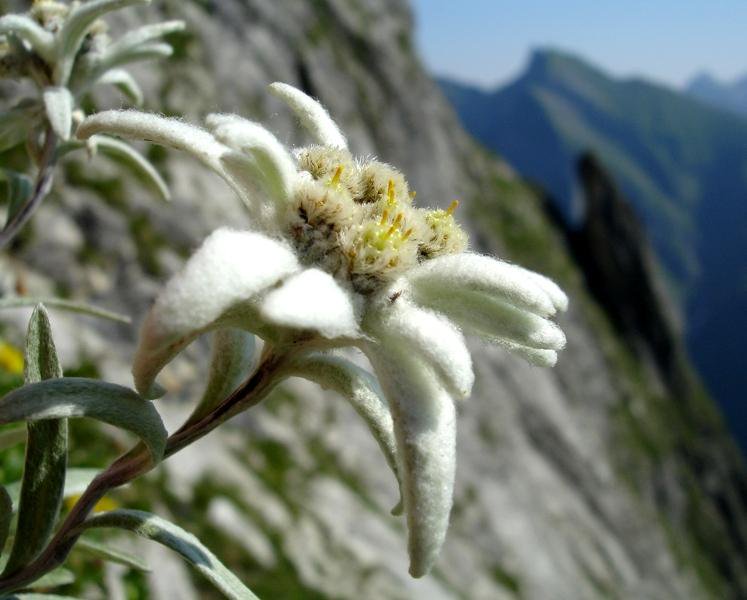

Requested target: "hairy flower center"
[{"left": 289, "top": 146, "right": 467, "bottom": 294}]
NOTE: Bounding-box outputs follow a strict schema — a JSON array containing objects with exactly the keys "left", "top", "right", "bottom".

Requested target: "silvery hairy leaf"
[
  {"left": 75, "top": 537, "right": 151, "bottom": 572},
  {"left": 2, "top": 305, "right": 67, "bottom": 577},
  {"left": 95, "top": 69, "right": 144, "bottom": 105},
  {"left": 186, "top": 329, "right": 256, "bottom": 427},
  {"left": 43, "top": 87, "right": 74, "bottom": 141},
  {"left": 87, "top": 135, "right": 170, "bottom": 201},
  {"left": 0, "top": 378, "right": 167, "bottom": 461},
  {"left": 0, "top": 15, "right": 55, "bottom": 62},
  {"left": 0, "top": 297, "right": 131, "bottom": 324},
  {"left": 55, "top": 0, "right": 151, "bottom": 85},
  {"left": 25, "top": 567, "right": 75, "bottom": 590},
  {"left": 78, "top": 509, "right": 260, "bottom": 600}
]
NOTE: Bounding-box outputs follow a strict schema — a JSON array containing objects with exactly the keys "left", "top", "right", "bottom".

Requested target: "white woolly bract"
[
  {"left": 365, "top": 343, "right": 456, "bottom": 578},
  {"left": 286, "top": 353, "right": 402, "bottom": 513},
  {"left": 207, "top": 113, "right": 296, "bottom": 202},
  {"left": 407, "top": 252, "right": 559, "bottom": 317},
  {"left": 366, "top": 299, "right": 474, "bottom": 400},
  {"left": 420, "top": 289, "right": 566, "bottom": 352},
  {"left": 259, "top": 269, "right": 359, "bottom": 339},
  {"left": 494, "top": 339, "right": 558, "bottom": 367},
  {"left": 77, "top": 110, "right": 228, "bottom": 173},
  {"left": 132, "top": 229, "right": 299, "bottom": 395},
  {"left": 520, "top": 269, "right": 569, "bottom": 313},
  {"left": 269, "top": 82, "right": 347, "bottom": 150}
]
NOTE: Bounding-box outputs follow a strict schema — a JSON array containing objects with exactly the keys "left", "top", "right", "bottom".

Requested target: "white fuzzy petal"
[
  {"left": 286, "top": 353, "right": 402, "bottom": 513},
  {"left": 77, "top": 110, "right": 228, "bottom": 173},
  {"left": 207, "top": 113, "right": 296, "bottom": 202},
  {"left": 366, "top": 300, "right": 473, "bottom": 400},
  {"left": 268, "top": 82, "right": 347, "bottom": 149},
  {"left": 260, "top": 269, "right": 359, "bottom": 339},
  {"left": 521, "top": 270, "right": 569, "bottom": 313},
  {"left": 495, "top": 340, "right": 558, "bottom": 367},
  {"left": 365, "top": 343, "right": 456, "bottom": 577},
  {"left": 133, "top": 229, "right": 299, "bottom": 396},
  {"left": 407, "top": 252, "right": 558, "bottom": 317},
  {"left": 420, "top": 290, "right": 566, "bottom": 352}
]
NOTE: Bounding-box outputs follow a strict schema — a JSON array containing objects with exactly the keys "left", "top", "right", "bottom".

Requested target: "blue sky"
[{"left": 411, "top": 0, "right": 747, "bottom": 90}]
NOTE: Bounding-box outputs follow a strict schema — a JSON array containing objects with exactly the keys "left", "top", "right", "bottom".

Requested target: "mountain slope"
[
  {"left": 439, "top": 49, "right": 747, "bottom": 451},
  {"left": 2, "top": 4, "right": 747, "bottom": 599},
  {"left": 687, "top": 72, "right": 747, "bottom": 117}
]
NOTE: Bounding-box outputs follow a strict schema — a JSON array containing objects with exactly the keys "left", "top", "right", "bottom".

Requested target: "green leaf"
[
  {"left": 42, "top": 87, "right": 74, "bottom": 141},
  {"left": 0, "top": 486, "right": 11, "bottom": 553},
  {"left": 26, "top": 567, "right": 75, "bottom": 589},
  {"left": 186, "top": 329, "right": 255, "bottom": 427},
  {"left": 90, "top": 135, "right": 170, "bottom": 201},
  {"left": 0, "top": 378, "right": 167, "bottom": 461},
  {"left": 23, "top": 304, "right": 64, "bottom": 382},
  {"left": 0, "top": 170, "right": 33, "bottom": 227},
  {"left": 75, "top": 537, "right": 150, "bottom": 572},
  {"left": 5, "top": 468, "right": 100, "bottom": 511},
  {"left": 80, "top": 510, "right": 260, "bottom": 600},
  {"left": 285, "top": 353, "right": 403, "bottom": 514},
  {"left": 0, "top": 297, "right": 131, "bottom": 324},
  {"left": 3, "top": 306, "right": 68, "bottom": 576}
]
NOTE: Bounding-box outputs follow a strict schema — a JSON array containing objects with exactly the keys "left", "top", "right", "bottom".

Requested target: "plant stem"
[
  {"left": 0, "top": 350, "right": 289, "bottom": 594},
  {"left": 0, "top": 128, "right": 57, "bottom": 249}
]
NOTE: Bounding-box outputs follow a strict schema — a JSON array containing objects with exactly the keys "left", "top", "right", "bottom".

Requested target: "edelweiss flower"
[
  {"left": 77, "top": 83, "right": 568, "bottom": 577},
  {"left": 0, "top": 0, "right": 184, "bottom": 143}
]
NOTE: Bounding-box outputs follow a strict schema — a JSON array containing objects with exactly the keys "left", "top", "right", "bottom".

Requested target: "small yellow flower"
[
  {"left": 65, "top": 494, "right": 119, "bottom": 513},
  {"left": 0, "top": 341, "right": 24, "bottom": 374}
]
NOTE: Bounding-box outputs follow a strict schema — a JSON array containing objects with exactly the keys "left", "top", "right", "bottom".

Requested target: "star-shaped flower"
[{"left": 77, "top": 82, "right": 568, "bottom": 577}]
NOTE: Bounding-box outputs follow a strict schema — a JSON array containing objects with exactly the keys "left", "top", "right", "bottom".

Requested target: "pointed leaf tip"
[{"left": 43, "top": 87, "right": 74, "bottom": 141}]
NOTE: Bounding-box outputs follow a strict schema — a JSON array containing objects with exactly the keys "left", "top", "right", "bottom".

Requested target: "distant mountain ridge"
[
  {"left": 687, "top": 71, "right": 747, "bottom": 117},
  {"left": 439, "top": 49, "right": 747, "bottom": 449}
]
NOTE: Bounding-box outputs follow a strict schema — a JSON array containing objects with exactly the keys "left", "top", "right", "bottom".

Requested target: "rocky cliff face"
[{"left": 2, "top": 1, "right": 747, "bottom": 598}]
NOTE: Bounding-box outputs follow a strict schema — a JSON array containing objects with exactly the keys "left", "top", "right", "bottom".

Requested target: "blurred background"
[{"left": 1, "top": 1, "right": 746, "bottom": 598}]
